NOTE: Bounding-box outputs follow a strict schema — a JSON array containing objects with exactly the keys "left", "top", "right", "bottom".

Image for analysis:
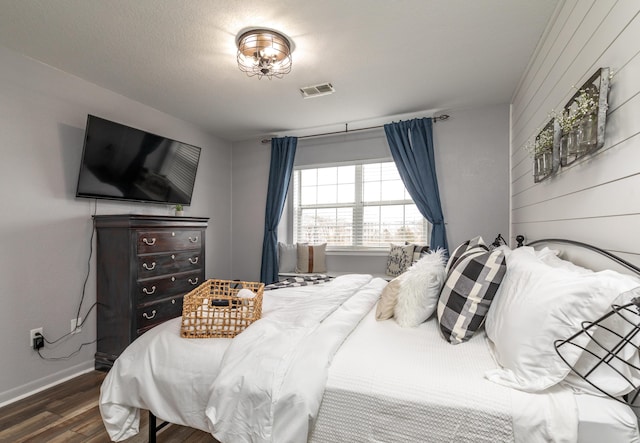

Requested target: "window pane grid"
[
  {"left": 296, "top": 207, "right": 353, "bottom": 246},
  {"left": 293, "top": 161, "right": 428, "bottom": 249}
]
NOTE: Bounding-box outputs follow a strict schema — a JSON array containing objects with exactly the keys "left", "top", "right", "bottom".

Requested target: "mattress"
[{"left": 575, "top": 394, "right": 639, "bottom": 443}]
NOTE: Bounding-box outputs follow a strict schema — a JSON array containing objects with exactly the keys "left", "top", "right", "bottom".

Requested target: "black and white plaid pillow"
[
  {"left": 444, "top": 236, "right": 488, "bottom": 274},
  {"left": 437, "top": 247, "right": 506, "bottom": 344},
  {"left": 410, "top": 244, "right": 430, "bottom": 264}
]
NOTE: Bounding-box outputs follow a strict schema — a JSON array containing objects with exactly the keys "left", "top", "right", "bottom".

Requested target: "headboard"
[{"left": 516, "top": 235, "right": 640, "bottom": 276}]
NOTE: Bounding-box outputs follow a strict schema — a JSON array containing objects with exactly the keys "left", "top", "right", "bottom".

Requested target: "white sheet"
[{"left": 310, "top": 310, "right": 579, "bottom": 443}]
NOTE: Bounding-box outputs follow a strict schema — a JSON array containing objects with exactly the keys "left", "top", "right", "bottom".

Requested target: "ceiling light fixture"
[{"left": 236, "top": 28, "right": 293, "bottom": 80}]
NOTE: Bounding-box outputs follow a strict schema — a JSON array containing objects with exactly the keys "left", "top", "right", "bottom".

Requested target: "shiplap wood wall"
[{"left": 511, "top": 0, "right": 640, "bottom": 265}]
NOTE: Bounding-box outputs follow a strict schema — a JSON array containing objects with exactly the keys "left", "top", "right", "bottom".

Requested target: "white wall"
[
  {"left": 0, "top": 45, "right": 232, "bottom": 405},
  {"left": 231, "top": 103, "right": 510, "bottom": 281},
  {"left": 435, "top": 104, "right": 510, "bottom": 248},
  {"left": 510, "top": 1, "right": 640, "bottom": 265},
  {"left": 230, "top": 138, "right": 272, "bottom": 281}
]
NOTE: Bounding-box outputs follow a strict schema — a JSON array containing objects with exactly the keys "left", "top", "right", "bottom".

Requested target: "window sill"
[{"left": 326, "top": 249, "right": 388, "bottom": 257}]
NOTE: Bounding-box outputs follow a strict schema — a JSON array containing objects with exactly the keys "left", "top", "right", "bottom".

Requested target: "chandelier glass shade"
[{"left": 236, "top": 29, "right": 292, "bottom": 79}]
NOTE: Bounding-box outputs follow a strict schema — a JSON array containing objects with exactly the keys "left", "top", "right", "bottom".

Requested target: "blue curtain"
[
  {"left": 260, "top": 136, "right": 297, "bottom": 284},
  {"left": 383, "top": 118, "right": 448, "bottom": 251}
]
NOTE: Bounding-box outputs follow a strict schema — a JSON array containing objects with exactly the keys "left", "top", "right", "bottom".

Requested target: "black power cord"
[
  {"left": 37, "top": 339, "right": 97, "bottom": 361},
  {"left": 38, "top": 199, "right": 98, "bottom": 360}
]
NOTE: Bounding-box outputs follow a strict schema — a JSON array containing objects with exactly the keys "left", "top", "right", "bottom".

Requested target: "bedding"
[
  {"left": 265, "top": 273, "right": 334, "bottom": 290},
  {"left": 100, "top": 274, "right": 383, "bottom": 441},
  {"left": 375, "top": 273, "right": 404, "bottom": 320},
  {"left": 438, "top": 245, "right": 506, "bottom": 344},
  {"left": 444, "top": 235, "right": 487, "bottom": 274},
  {"left": 386, "top": 242, "right": 415, "bottom": 276},
  {"left": 206, "top": 274, "right": 384, "bottom": 443},
  {"left": 277, "top": 242, "right": 298, "bottom": 273},
  {"left": 309, "top": 309, "right": 578, "bottom": 443},
  {"left": 100, "top": 240, "right": 640, "bottom": 443},
  {"left": 296, "top": 243, "right": 327, "bottom": 273},
  {"left": 393, "top": 248, "right": 447, "bottom": 327},
  {"left": 485, "top": 247, "right": 640, "bottom": 392}
]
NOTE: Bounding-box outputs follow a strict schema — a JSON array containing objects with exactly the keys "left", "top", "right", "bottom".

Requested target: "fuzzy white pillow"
[{"left": 394, "top": 249, "right": 447, "bottom": 327}]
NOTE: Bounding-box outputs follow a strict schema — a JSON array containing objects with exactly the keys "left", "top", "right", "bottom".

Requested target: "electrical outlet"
[
  {"left": 71, "top": 317, "right": 82, "bottom": 334},
  {"left": 30, "top": 327, "right": 43, "bottom": 348}
]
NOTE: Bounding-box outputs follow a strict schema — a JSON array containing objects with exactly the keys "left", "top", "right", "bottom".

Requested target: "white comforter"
[
  {"left": 205, "top": 274, "right": 385, "bottom": 443},
  {"left": 99, "top": 274, "right": 383, "bottom": 441}
]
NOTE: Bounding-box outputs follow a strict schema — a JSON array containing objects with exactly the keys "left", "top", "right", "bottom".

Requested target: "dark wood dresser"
[{"left": 93, "top": 214, "right": 209, "bottom": 370}]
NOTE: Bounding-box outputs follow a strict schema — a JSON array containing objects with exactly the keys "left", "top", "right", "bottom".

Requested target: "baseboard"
[{"left": 0, "top": 359, "right": 95, "bottom": 408}]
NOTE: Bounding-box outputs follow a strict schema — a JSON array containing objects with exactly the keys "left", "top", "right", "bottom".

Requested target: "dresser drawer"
[
  {"left": 137, "top": 251, "right": 202, "bottom": 278},
  {"left": 94, "top": 215, "right": 208, "bottom": 369},
  {"left": 136, "top": 296, "right": 184, "bottom": 333},
  {"left": 136, "top": 270, "right": 203, "bottom": 301},
  {"left": 137, "top": 230, "right": 202, "bottom": 253}
]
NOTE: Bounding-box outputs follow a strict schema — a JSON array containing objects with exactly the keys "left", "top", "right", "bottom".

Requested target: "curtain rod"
[{"left": 260, "top": 114, "right": 450, "bottom": 144}]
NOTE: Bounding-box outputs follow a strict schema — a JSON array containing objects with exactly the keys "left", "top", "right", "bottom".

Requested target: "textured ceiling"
[{"left": 0, "top": 0, "right": 559, "bottom": 141}]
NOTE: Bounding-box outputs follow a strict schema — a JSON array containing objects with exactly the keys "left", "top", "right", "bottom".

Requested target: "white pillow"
[
  {"left": 539, "top": 250, "right": 594, "bottom": 274},
  {"left": 375, "top": 274, "right": 405, "bottom": 321},
  {"left": 278, "top": 242, "right": 297, "bottom": 273},
  {"left": 535, "top": 248, "right": 640, "bottom": 397},
  {"left": 533, "top": 246, "right": 559, "bottom": 260},
  {"left": 562, "top": 287, "right": 640, "bottom": 398},
  {"left": 386, "top": 243, "right": 416, "bottom": 277},
  {"left": 296, "top": 243, "right": 327, "bottom": 273},
  {"left": 394, "top": 249, "right": 447, "bottom": 327},
  {"left": 485, "top": 247, "right": 640, "bottom": 392}
]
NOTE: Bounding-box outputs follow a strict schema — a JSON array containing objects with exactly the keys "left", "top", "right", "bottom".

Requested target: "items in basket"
[{"left": 180, "top": 279, "right": 264, "bottom": 339}]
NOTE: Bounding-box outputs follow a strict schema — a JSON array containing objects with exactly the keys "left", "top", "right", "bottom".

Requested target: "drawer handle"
[
  {"left": 143, "top": 262, "right": 156, "bottom": 271},
  {"left": 188, "top": 256, "right": 199, "bottom": 264},
  {"left": 189, "top": 277, "right": 199, "bottom": 285},
  {"left": 142, "top": 286, "right": 156, "bottom": 295},
  {"left": 172, "top": 299, "right": 176, "bottom": 304},
  {"left": 143, "top": 310, "right": 157, "bottom": 320},
  {"left": 171, "top": 254, "right": 176, "bottom": 260},
  {"left": 189, "top": 236, "right": 198, "bottom": 243},
  {"left": 142, "top": 237, "right": 156, "bottom": 246}
]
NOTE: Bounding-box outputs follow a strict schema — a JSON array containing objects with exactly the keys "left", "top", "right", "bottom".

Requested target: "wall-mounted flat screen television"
[{"left": 76, "top": 115, "right": 201, "bottom": 205}]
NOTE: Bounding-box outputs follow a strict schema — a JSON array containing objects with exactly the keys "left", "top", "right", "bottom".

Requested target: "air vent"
[{"left": 300, "top": 82, "right": 335, "bottom": 98}]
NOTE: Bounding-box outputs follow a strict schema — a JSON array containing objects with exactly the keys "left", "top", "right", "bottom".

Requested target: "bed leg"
[
  {"left": 149, "top": 411, "right": 157, "bottom": 443},
  {"left": 148, "top": 410, "right": 171, "bottom": 441}
]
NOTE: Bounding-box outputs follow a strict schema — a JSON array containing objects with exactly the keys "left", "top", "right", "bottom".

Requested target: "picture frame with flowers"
[
  {"left": 532, "top": 119, "right": 559, "bottom": 183},
  {"left": 558, "top": 67, "right": 610, "bottom": 167}
]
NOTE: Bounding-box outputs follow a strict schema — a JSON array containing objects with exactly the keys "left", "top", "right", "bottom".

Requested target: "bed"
[{"left": 99, "top": 238, "right": 640, "bottom": 443}]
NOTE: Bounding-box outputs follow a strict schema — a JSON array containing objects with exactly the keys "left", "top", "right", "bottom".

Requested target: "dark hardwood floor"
[{"left": 0, "top": 371, "right": 218, "bottom": 442}]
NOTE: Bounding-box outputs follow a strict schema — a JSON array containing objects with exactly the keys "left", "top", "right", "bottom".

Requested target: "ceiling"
[{"left": 0, "top": 0, "right": 559, "bottom": 142}]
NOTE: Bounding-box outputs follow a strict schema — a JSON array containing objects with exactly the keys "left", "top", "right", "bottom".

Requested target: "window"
[{"left": 292, "top": 160, "right": 429, "bottom": 249}]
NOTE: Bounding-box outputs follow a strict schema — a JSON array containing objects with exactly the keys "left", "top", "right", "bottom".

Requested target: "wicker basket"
[{"left": 180, "top": 279, "right": 264, "bottom": 339}]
